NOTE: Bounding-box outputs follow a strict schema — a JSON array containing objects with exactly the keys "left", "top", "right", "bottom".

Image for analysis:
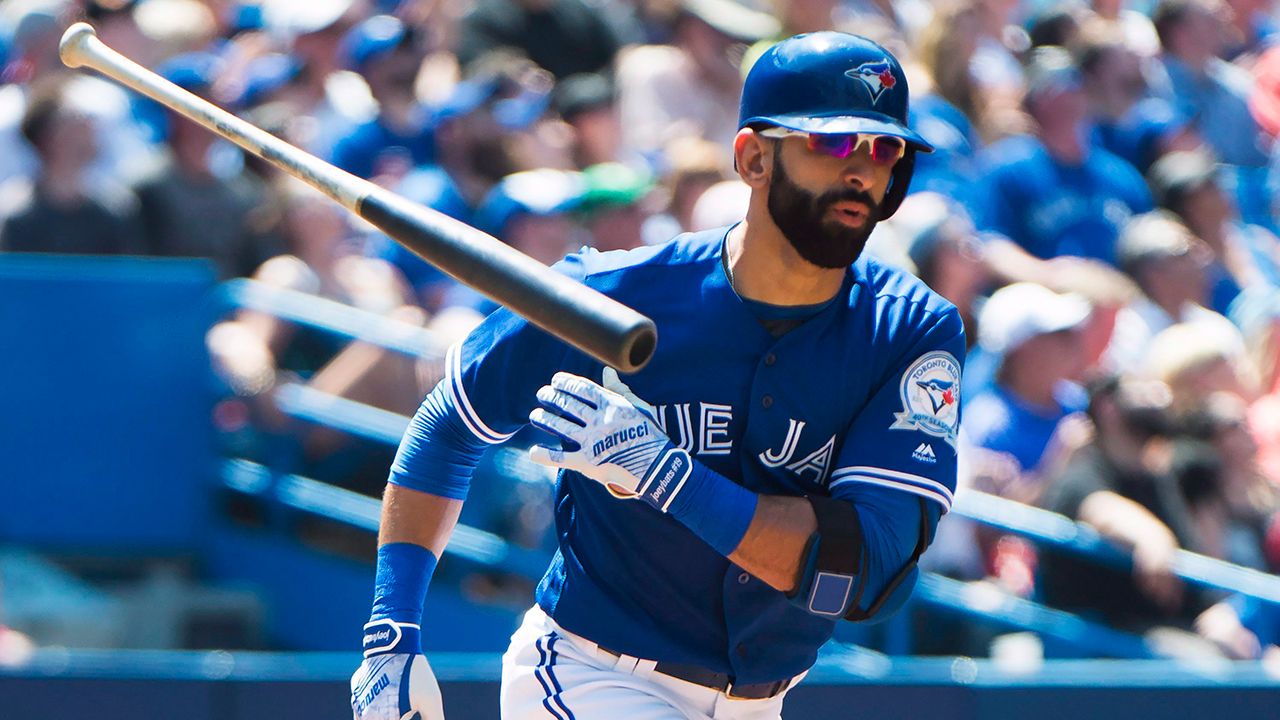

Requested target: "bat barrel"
[
  {"left": 359, "top": 191, "right": 658, "bottom": 372},
  {"left": 57, "top": 23, "right": 657, "bottom": 372}
]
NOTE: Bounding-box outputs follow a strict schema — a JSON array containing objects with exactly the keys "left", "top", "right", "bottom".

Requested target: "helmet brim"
[{"left": 747, "top": 113, "right": 934, "bottom": 152}]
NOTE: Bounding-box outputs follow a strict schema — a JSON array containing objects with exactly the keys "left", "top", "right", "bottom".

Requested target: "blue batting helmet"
[{"left": 739, "top": 32, "right": 931, "bottom": 217}]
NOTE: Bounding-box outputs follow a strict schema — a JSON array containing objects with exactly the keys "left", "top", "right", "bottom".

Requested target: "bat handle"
[{"left": 57, "top": 22, "right": 97, "bottom": 69}]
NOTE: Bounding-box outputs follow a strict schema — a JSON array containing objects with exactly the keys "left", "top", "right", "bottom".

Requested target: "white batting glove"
[
  {"left": 529, "top": 370, "right": 693, "bottom": 511},
  {"left": 351, "top": 620, "right": 445, "bottom": 720}
]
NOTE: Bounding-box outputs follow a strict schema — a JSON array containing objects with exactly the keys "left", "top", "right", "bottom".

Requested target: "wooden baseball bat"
[{"left": 59, "top": 23, "right": 657, "bottom": 372}]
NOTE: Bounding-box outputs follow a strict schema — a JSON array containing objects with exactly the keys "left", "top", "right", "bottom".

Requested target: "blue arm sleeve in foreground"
[{"left": 387, "top": 381, "right": 489, "bottom": 500}]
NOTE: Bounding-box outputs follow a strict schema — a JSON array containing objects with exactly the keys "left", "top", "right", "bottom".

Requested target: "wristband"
[
  {"left": 363, "top": 618, "right": 422, "bottom": 657},
  {"left": 368, "top": 542, "right": 437, "bottom": 653},
  {"left": 664, "top": 462, "right": 758, "bottom": 556}
]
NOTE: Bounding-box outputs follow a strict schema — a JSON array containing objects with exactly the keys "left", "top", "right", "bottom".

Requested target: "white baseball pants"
[{"left": 500, "top": 606, "right": 797, "bottom": 720}]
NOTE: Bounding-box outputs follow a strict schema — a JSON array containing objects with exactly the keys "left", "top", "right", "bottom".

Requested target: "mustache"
[{"left": 814, "top": 186, "right": 880, "bottom": 216}]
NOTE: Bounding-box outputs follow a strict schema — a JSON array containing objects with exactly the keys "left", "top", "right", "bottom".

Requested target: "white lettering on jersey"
[
  {"left": 785, "top": 433, "right": 836, "bottom": 484},
  {"left": 655, "top": 403, "right": 695, "bottom": 451},
  {"left": 759, "top": 419, "right": 806, "bottom": 467},
  {"left": 699, "top": 403, "right": 734, "bottom": 455}
]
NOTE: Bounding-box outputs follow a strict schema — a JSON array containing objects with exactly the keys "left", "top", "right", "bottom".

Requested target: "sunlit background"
[{"left": 2, "top": 0, "right": 1280, "bottom": 717}]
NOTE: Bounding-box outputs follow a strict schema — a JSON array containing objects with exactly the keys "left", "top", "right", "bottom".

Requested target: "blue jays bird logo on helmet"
[{"left": 846, "top": 60, "right": 897, "bottom": 104}]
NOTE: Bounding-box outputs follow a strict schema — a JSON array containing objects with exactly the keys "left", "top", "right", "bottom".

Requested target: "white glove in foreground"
[
  {"left": 529, "top": 370, "right": 692, "bottom": 511},
  {"left": 352, "top": 620, "right": 444, "bottom": 720}
]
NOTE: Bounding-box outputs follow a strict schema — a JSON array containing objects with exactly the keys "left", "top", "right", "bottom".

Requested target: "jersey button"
[
  {"left": 764, "top": 354, "right": 776, "bottom": 366},
  {"left": 736, "top": 643, "right": 748, "bottom": 658},
  {"left": 738, "top": 572, "right": 750, "bottom": 585},
  {"left": 761, "top": 395, "right": 773, "bottom": 409}
]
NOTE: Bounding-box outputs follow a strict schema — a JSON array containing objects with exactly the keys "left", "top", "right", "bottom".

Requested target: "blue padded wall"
[{"left": 0, "top": 255, "right": 218, "bottom": 551}]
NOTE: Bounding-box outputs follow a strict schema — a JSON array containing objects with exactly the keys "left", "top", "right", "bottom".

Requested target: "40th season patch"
[{"left": 890, "top": 351, "right": 961, "bottom": 448}]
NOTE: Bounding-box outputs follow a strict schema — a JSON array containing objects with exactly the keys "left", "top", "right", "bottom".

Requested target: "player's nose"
[{"left": 838, "top": 151, "right": 876, "bottom": 191}]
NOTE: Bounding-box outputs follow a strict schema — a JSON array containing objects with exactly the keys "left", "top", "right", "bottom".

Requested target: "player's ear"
[{"left": 734, "top": 127, "right": 772, "bottom": 189}]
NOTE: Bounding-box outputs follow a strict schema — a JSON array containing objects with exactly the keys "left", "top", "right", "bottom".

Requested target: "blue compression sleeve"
[
  {"left": 371, "top": 543, "right": 437, "bottom": 624},
  {"left": 665, "top": 461, "right": 758, "bottom": 556},
  {"left": 367, "top": 543, "right": 437, "bottom": 654},
  {"left": 388, "top": 382, "right": 488, "bottom": 500}
]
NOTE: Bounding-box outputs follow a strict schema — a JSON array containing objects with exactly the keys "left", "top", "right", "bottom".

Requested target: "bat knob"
[{"left": 59, "top": 22, "right": 98, "bottom": 69}]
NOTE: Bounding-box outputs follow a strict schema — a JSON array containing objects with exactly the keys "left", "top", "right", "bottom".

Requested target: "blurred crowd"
[{"left": 4, "top": 0, "right": 1280, "bottom": 658}]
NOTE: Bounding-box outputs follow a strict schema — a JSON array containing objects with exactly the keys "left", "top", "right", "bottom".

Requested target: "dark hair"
[
  {"left": 84, "top": 0, "right": 138, "bottom": 23},
  {"left": 1178, "top": 399, "right": 1247, "bottom": 441},
  {"left": 553, "top": 73, "right": 615, "bottom": 122},
  {"left": 1076, "top": 32, "right": 1128, "bottom": 77},
  {"left": 1086, "top": 374, "right": 1174, "bottom": 440},
  {"left": 1171, "top": 440, "right": 1224, "bottom": 508},
  {"left": 1152, "top": 0, "right": 1204, "bottom": 50},
  {"left": 1028, "top": 8, "right": 1080, "bottom": 50},
  {"left": 19, "top": 74, "right": 73, "bottom": 154}
]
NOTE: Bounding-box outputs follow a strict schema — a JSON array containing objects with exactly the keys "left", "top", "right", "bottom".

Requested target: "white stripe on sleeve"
[
  {"left": 829, "top": 466, "right": 954, "bottom": 512},
  {"left": 445, "top": 343, "right": 516, "bottom": 444}
]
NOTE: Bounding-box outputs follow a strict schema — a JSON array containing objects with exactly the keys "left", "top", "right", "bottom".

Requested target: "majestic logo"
[
  {"left": 912, "top": 442, "right": 937, "bottom": 464},
  {"left": 891, "top": 351, "right": 961, "bottom": 448},
  {"left": 846, "top": 60, "right": 897, "bottom": 104}
]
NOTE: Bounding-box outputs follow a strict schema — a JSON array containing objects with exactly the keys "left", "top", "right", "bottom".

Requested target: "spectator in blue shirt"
[
  {"left": 1150, "top": 0, "right": 1269, "bottom": 167},
  {"left": 1151, "top": 150, "right": 1280, "bottom": 293},
  {"left": 437, "top": 168, "right": 587, "bottom": 314},
  {"left": 908, "top": 2, "right": 987, "bottom": 214},
  {"left": 431, "top": 52, "right": 552, "bottom": 207},
  {"left": 977, "top": 46, "right": 1153, "bottom": 264},
  {"left": 965, "top": 282, "right": 1092, "bottom": 480},
  {"left": 1079, "top": 31, "right": 1199, "bottom": 175},
  {"left": 330, "top": 15, "right": 436, "bottom": 182}
]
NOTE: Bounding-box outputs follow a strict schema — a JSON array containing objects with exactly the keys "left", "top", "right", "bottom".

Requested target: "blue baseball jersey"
[
  {"left": 391, "top": 227, "right": 964, "bottom": 683},
  {"left": 976, "top": 135, "right": 1153, "bottom": 263}
]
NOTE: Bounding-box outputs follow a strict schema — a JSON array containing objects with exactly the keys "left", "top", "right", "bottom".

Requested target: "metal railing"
[
  {"left": 952, "top": 489, "right": 1280, "bottom": 605},
  {"left": 220, "top": 278, "right": 447, "bottom": 360}
]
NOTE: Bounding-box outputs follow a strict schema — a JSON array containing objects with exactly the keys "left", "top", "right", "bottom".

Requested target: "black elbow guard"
[{"left": 787, "top": 495, "right": 930, "bottom": 621}]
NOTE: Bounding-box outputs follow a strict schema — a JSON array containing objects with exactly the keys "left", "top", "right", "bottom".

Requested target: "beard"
[{"left": 766, "top": 153, "right": 883, "bottom": 269}]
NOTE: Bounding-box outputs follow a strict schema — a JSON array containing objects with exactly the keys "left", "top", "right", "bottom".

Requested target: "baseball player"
[{"left": 352, "top": 32, "right": 963, "bottom": 720}]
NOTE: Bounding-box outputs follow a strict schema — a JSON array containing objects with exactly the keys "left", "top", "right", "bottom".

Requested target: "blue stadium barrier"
[
  {"left": 952, "top": 489, "right": 1280, "bottom": 605},
  {"left": 0, "top": 255, "right": 218, "bottom": 551},
  {"left": 3, "top": 648, "right": 1279, "bottom": 720},
  {"left": 914, "top": 575, "right": 1150, "bottom": 658}
]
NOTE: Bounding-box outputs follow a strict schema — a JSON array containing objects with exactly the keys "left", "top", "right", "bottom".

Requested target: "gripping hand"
[
  {"left": 529, "top": 370, "right": 693, "bottom": 511},
  {"left": 351, "top": 620, "right": 444, "bottom": 720}
]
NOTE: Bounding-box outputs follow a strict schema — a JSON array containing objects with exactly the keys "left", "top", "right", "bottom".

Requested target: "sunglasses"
[{"left": 759, "top": 127, "right": 907, "bottom": 167}]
